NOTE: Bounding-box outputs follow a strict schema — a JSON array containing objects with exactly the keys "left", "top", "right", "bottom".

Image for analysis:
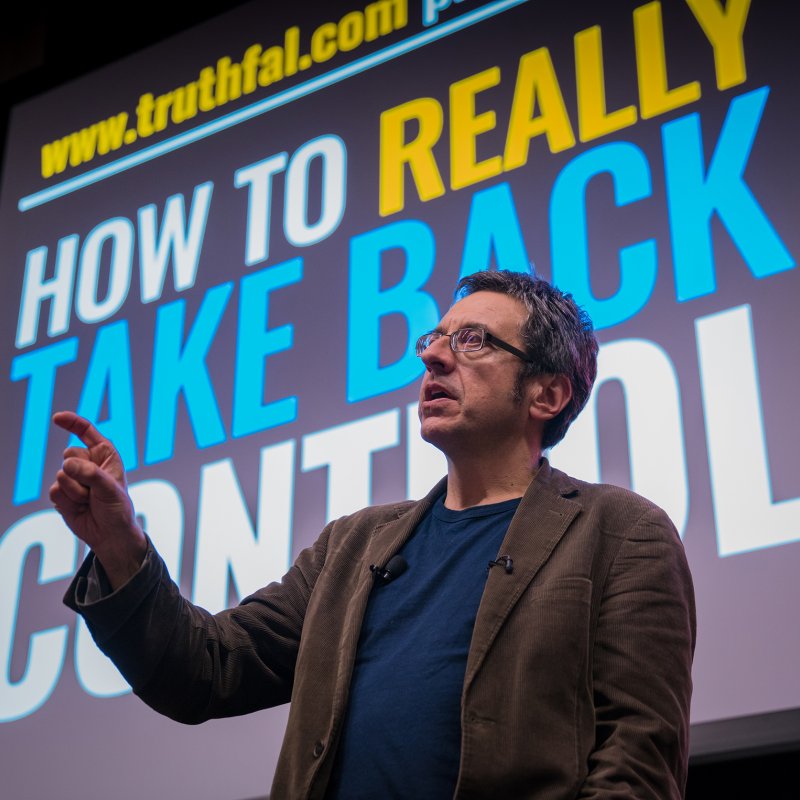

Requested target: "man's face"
[{"left": 418, "top": 291, "right": 532, "bottom": 455}]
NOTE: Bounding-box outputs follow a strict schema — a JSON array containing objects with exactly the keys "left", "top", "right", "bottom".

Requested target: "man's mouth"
[{"left": 424, "top": 384, "right": 455, "bottom": 401}]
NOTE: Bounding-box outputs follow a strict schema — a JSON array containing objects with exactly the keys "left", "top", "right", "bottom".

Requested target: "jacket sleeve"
[
  {"left": 63, "top": 524, "right": 333, "bottom": 724},
  {"left": 577, "top": 506, "right": 696, "bottom": 799}
]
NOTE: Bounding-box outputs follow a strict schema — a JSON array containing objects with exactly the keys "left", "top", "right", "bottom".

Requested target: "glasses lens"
[
  {"left": 453, "top": 328, "right": 484, "bottom": 351},
  {"left": 416, "top": 333, "right": 436, "bottom": 356}
]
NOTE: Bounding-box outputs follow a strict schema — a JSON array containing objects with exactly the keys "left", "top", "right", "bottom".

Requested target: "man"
[{"left": 53, "top": 270, "right": 695, "bottom": 799}]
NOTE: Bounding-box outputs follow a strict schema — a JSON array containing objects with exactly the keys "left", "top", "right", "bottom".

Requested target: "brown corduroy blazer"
[{"left": 66, "top": 459, "right": 696, "bottom": 800}]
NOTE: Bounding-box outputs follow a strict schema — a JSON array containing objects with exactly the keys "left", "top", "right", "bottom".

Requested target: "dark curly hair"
[{"left": 455, "top": 270, "right": 598, "bottom": 449}]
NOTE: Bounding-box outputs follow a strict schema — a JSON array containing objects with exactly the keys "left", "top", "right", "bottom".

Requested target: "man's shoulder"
[{"left": 539, "top": 460, "right": 678, "bottom": 536}]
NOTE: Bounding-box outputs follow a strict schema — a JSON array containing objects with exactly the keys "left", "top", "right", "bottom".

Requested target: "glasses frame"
[{"left": 415, "top": 327, "right": 534, "bottom": 363}]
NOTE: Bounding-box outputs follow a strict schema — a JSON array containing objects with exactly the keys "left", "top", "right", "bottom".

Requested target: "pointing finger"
[{"left": 52, "top": 411, "right": 108, "bottom": 449}]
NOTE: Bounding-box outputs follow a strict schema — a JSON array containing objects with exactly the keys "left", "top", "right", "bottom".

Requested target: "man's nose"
[{"left": 420, "top": 336, "right": 456, "bottom": 372}]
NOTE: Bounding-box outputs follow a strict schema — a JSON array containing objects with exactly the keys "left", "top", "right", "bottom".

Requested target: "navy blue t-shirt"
[{"left": 326, "top": 494, "right": 521, "bottom": 799}]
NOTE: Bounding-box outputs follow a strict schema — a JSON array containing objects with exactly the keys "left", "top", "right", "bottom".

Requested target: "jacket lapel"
[
  {"left": 463, "top": 461, "right": 582, "bottom": 689},
  {"left": 361, "top": 477, "right": 448, "bottom": 573}
]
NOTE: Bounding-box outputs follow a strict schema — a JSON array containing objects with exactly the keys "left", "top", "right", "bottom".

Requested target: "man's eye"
[{"left": 458, "top": 329, "right": 483, "bottom": 347}]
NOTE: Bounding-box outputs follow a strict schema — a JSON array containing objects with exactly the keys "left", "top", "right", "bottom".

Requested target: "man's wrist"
[{"left": 93, "top": 527, "right": 148, "bottom": 591}]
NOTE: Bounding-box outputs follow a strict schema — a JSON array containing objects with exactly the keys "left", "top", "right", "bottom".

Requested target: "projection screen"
[{"left": 1, "top": 1, "right": 798, "bottom": 797}]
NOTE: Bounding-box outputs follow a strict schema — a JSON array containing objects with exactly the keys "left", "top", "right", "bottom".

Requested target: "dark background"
[{"left": 1, "top": 3, "right": 796, "bottom": 797}]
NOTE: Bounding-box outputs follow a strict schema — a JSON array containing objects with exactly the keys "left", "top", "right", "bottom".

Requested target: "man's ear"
[{"left": 528, "top": 374, "right": 573, "bottom": 422}]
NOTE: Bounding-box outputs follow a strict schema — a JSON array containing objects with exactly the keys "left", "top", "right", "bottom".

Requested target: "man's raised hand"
[{"left": 50, "top": 411, "right": 147, "bottom": 590}]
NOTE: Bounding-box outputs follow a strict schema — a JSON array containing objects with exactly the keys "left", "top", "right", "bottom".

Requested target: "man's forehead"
[{"left": 437, "top": 291, "right": 526, "bottom": 332}]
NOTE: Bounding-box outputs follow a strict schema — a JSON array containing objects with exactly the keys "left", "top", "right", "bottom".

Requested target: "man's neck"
[{"left": 443, "top": 445, "right": 542, "bottom": 511}]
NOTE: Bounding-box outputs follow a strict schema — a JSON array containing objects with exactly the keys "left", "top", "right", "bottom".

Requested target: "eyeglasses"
[{"left": 415, "top": 327, "right": 533, "bottom": 363}]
